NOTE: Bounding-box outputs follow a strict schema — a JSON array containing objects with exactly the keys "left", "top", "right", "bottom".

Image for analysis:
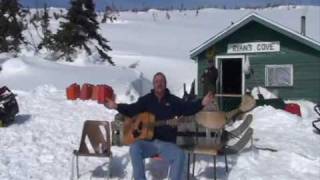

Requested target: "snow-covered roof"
[{"left": 190, "top": 12, "right": 320, "bottom": 59}]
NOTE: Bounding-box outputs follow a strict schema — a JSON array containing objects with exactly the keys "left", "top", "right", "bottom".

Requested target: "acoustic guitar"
[
  {"left": 122, "top": 112, "right": 189, "bottom": 145},
  {"left": 121, "top": 94, "right": 256, "bottom": 145}
]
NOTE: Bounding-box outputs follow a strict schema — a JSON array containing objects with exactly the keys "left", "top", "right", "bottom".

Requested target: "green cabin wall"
[{"left": 196, "top": 21, "right": 320, "bottom": 103}]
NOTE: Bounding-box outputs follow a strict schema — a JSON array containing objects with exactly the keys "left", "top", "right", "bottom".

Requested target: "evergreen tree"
[
  {"left": 0, "top": 0, "right": 25, "bottom": 54},
  {"left": 38, "top": 3, "right": 54, "bottom": 50},
  {"left": 53, "top": 0, "right": 113, "bottom": 65}
]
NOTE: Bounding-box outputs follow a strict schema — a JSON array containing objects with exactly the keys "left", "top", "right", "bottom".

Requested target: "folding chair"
[
  {"left": 72, "top": 120, "right": 112, "bottom": 179},
  {"left": 184, "top": 129, "right": 228, "bottom": 180},
  {"left": 181, "top": 112, "right": 253, "bottom": 180},
  {"left": 184, "top": 127, "right": 254, "bottom": 180}
]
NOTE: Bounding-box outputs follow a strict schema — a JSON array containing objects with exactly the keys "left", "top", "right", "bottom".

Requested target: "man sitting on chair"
[{"left": 105, "top": 72, "right": 214, "bottom": 180}]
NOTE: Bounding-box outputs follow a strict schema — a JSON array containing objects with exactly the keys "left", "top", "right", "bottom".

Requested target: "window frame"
[{"left": 265, "top": 64, "right": 294, "bottom": 87}]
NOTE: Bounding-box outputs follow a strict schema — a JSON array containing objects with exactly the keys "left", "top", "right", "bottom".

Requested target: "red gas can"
[
  {"left": 80, "top": 83, "right": 94, "bottom": 100},
  {"left": 97, "top": 85, "right": 114, "bottom": 104},
  {"left": 91, "top": 85, "right": 99, "bottom": 100},
  {"left": 66, "top": 83, "right": 80, "bottom": 100},
  {"left": 284, "top": 103, "right": 301, "bottom": 117}
]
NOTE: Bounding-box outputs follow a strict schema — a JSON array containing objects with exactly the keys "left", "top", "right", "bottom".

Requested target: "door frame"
[{"left": 215, "top": 55, "right": 246, "bottom": 97}]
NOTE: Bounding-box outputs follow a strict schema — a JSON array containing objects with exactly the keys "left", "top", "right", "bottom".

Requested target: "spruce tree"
[
  {"left": 53, "top": 0, "right": 113, "bottom": 65},
  {"left": 0, "top": 0, "right": 25, "bottom": 53},
  {"left": 38, "top": 3, "right": 54, "bottom": 50}
]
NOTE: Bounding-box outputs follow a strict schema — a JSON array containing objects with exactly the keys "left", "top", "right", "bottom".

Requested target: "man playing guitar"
[{"left": 105, "top": 72, "right": 214, "bottom": 180}]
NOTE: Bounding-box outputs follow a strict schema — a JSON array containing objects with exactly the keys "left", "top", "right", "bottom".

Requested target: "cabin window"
[{"left": 265, "top": 64, "right": 293, "bottom": 87}]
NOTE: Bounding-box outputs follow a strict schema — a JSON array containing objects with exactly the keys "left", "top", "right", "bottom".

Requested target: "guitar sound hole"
[
  {"left": 132, "top": 129, "right": 140, "bottom": 138},
  {"left": 132, "top": 121, "right": 143, "bottom": 138},
  {"left": 138, "top": 121, "right": 143, "bottom": 130}
]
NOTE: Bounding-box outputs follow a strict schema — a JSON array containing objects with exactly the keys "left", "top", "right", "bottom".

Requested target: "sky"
[
  {"left": 20, "top": 0, "right": 320, "bottom": 10},
  {"left": 0, "top": 4, "right": 320, "bottom": 180}
]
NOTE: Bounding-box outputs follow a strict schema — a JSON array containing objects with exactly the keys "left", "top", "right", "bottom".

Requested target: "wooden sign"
[{"left": 227, "top": 41, "right": 280, "bottom": 54}]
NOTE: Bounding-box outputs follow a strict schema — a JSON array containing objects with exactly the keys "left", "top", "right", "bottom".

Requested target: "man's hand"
[
  {"left": 104, "top": 96, "right": 118, "bottom": 109},
  {"left": 202, "top": 91, "right": 215, "bottom": 107}
]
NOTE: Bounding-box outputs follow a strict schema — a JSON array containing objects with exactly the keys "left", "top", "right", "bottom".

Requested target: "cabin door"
[{"left": 215, "top": 55, "right": 245, "bottom": 111}]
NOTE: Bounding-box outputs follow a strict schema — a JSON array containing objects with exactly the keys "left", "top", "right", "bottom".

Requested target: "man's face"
[{"left": 153, "top": 74, "right": 166, "bottom": 94}]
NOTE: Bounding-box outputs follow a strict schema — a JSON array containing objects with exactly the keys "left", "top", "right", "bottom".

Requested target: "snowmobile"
[
  {"left": 0, "top": 86, "right": 19, "bottom": 127},
  {"left": 312, "top": 104, "right": 320, "bottom": 133}
]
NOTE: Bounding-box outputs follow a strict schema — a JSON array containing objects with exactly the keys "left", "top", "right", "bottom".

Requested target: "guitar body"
[{"left": 122, "top": 112, "right": 156, "bottom": 145}]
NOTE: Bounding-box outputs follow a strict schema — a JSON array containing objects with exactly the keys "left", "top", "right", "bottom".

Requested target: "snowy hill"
[
  {"left": 20, "top": 0, "right": 320, "bottom": 10},
  {"left": 0, "top": 6, "right": 319, "bottom": 180}
]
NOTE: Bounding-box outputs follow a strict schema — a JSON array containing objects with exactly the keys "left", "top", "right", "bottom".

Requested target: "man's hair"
[{"left": 153, "top": 72, "right": 167, "bottom": 85}]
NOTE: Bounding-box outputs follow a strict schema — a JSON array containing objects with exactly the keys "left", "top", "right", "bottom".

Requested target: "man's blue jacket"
[{"left": 117, "top": 89, "right": 203, "bottom": 143}]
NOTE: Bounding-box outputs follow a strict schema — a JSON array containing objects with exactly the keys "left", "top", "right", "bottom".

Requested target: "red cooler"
[{"left": 284, "top": 103, "right": 301, "bottom": 117}]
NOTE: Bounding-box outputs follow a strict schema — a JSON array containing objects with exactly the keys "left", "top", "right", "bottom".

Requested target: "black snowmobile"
[
  {"left": 312, "top": 104, "right": 320, "bottom": 134},
  {"left": 0, "top": 86, "right": 19, "bottom": 127}
]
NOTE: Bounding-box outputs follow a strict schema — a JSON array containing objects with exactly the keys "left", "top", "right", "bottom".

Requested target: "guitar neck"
[
  {"left": 155, "top": 120, "right": 171, "bottom": 126},
  {"left": 154, "top": 117, "right": 187, "bottom": 127}
]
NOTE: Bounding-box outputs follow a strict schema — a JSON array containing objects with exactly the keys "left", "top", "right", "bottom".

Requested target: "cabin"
[{"left": 190, "top": 13, "right": 320, "bottom": 111}]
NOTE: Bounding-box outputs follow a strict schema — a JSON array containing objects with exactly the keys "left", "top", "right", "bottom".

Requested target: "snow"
[{"left": 0, "top": 5, "right": 320, "bottom": 180}]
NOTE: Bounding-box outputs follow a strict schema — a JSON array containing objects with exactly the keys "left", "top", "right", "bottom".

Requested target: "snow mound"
[{"left": 1, "top": 58, "right": 28, "bottom": 75}]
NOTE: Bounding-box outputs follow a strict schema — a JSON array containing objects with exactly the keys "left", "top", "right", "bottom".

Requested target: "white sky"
[{"left": 0, "top": 5, "right": 319, "bottom": 180}]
